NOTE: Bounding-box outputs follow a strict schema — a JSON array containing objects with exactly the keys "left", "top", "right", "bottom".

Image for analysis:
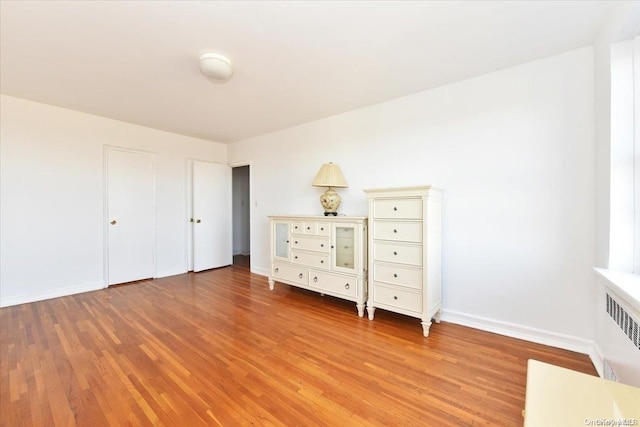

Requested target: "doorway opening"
[{"left": 232, "top": 164, "right": 251, "bottom": 269}]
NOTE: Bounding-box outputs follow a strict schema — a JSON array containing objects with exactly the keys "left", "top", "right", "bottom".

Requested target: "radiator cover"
[{"left": 607, "top": 293, "right": 640, "bottom": 350}]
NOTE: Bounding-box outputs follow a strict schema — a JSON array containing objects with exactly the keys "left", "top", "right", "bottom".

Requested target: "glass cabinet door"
[
  {"left": 332, "top": 223, "right": 360, "bottom": 273},
  {"left": 273, "top": 221, "right": 290, "bottom": 261}
]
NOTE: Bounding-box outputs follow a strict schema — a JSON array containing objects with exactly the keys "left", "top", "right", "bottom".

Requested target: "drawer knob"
[
  {"left": 294, "top": 256, "right": 298, "bottom": 259},
  {"left": 299, "top": 273, "right": 303, "bottom": 279},
  {"left": 393, "top": 251, "right": 398, "bottom": 255},
  {"left": 286, "top": 240, "right": 290, "bottom": 243},
  {"left": 393, "top": 229, "right": 398, "bottom": 233},
  {"left": 331, "top": 245, "right": 334, "bottom": 249},
  {"left": 393, "top": 207, "right": 398, "bottom": 211},
  {"left": 393, "top": 273, "right": 398, "bottom": 278},
  {"left": 320, "top": 244, "right": 324, "bottom": 247},
  {"left": 275, "top": 268, "right": 279, "bottom": 273},
  {"left": 295, "top": 226, "right": 298, "bottom": 229},
  {"left": 294, "top": 241, "right": 298, "bottom": 244},
  {"left": 307, "top": 226, "right": 311, "bottom": 230},
  {"left": 393, "top": 296, "right": 398, "bottom": 300},
  {"left": 321, "top": 227, "right": 324, "bottom": 231},
  {"left": 344, "top": 283, "right": 350, "bottom": 289},
  {"left": 313, "top": 276, "right": 318, "bottom": 282},
  {"left": 320, "top": 260, "right": 324, "bottom": 264}
]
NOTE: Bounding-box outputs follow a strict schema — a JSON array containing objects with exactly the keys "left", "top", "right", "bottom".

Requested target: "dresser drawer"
[
  {"left": 373, "top": 242, "right": 422, "bottom": 266},
  {"left": 373, "top": 283, "right": 422, "bottom": 313},
  {"left": 291, "top": 221, "right": 304, "bottom": 234},
  {"left": 309, "top": 271, "right": 357, "bottom": 298},
  {"left": 373, "top": 263, "right": 422, "bottom": 290},
  {"left": 316, "top": 223, "right": 331, "bottom": 236},
  {"left": 373, "top": 199, "right": 422, "bottom": 219},
  {"left": 301, "top": 221, "right": 317, "bottom": 234},
  {"left": 291, "top": 236, "right": 330, "bottom": 253},
  {"left": 373, "top": 221, "right": 422, "bottom": 243},
  {"left": 272, "top": 263, "right": 308, "bottom": 286},
  {"left": 291, "top": 250, "right": 330, "bottom": 269}
]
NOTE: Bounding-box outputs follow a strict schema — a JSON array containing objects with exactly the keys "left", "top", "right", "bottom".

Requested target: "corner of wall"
[{"left": 589, "top": 341, "right": 605, "bottom": 378}]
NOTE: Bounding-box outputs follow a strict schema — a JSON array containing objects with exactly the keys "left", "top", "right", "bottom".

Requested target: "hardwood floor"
[{"left": 1, "top": 256, "right": 596, "bottom": 426}]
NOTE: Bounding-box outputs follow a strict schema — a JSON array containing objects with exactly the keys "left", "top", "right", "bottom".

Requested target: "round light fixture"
[{"left": 199, "top": 53, "right": 233, "bottom": 82}]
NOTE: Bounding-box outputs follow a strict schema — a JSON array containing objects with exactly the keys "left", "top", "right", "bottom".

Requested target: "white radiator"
[{"left": 606, "top": 292, "right": 640, "bottom": 350}]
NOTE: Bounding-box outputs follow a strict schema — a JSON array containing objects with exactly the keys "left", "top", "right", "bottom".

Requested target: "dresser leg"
[
  {"left": 367, "top": 305, "right": 375, "bottom": 320},
  {"left": 356, "top": 303, "right": 365, "bottom": 318},
  {"left": 268, "top": 278, "right": 275, "bottom": 291},
  {"left": 434, "top": 310, "right": 442, "bottom": 324},
  {"left": 421, "top": 320, "right": 432, "bottom": 337}
]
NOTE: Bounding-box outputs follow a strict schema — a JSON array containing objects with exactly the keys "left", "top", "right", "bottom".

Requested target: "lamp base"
[{"left": 320, "top": 187, "right": 341, "bottom": 216}]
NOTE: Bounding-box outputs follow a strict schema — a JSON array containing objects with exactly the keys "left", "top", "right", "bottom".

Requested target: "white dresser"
[
  {"left": 364, "top": 186, "right": 442, "bottom": 336},
  {"left": 268, "top": 216, "right": 368, "bottom": 317}
]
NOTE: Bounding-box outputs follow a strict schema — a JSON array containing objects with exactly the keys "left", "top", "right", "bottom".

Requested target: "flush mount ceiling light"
[{"left": 199, "top": 53, "right": 233, "bottom": 82}]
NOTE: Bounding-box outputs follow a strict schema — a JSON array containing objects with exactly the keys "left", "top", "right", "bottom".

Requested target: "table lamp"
[{"left": 312, "top": 162, "right": 348, "bottom": 216}]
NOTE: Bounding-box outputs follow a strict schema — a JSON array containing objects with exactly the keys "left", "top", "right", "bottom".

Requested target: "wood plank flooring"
[{"left": 1, "top": 256, "right": 596, "bottom": 426}]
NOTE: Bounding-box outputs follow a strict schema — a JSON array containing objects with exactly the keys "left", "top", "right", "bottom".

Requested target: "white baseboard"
[
  {"left": 155, "top": 268, "right": 188, "bottom": 279},
  {"left": 0, "top": 281, "right": 105, "bottom": 308},
  {"left": 441, "top": 309, "right": 597, "bottom": 360}
]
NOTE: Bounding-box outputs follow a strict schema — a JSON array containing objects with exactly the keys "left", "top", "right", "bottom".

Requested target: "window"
[{"left": 610, "top": 37, "right": 640, "bottom": 273}]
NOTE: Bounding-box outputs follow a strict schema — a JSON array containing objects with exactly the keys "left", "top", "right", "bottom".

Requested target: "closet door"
[
  {"left": 192, "top": 161, "right": 232, "bottom": 272},
  {"left": 106, "top": 148, "right": 154, "bottom": 285}
]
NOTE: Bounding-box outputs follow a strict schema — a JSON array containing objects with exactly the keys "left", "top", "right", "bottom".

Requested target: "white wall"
[
  {"left": 230, "top": 47, "right": 597, "bottom": 352},
  {"left": 0, "top": 95, "right": 227, "bottom": 306}
]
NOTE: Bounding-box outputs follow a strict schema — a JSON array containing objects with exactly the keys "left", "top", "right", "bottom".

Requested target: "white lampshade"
[
  {"left": 312, "top": 162, "right": 348, "bottom": 188},
  {"left": 199, "top": 53, "right": 233, "bottom": 82}
]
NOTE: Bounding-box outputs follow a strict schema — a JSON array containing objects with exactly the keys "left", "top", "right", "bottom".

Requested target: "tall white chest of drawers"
[
  {"left": 268, "top": 216, "right": 368, "bottom": 317},
  {"left": 364, "top": 186, "right": 442, "bottom": 336}
]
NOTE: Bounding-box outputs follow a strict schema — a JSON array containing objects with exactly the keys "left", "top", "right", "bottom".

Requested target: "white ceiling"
[{"left": 0, "top": 1, "right": 618, "bottom": 143}]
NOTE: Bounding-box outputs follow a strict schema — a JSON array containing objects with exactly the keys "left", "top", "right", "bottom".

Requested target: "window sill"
[{"left": 594, "top": 268, "right": 640, "bottom": 315}]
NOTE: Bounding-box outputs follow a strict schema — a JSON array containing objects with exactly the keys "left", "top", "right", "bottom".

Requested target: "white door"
[
  {"left": 106, "top": 148, "right": 155, "bottom": 285},
  {"left": 192, "top": 161, "right": 232, "bottom": 272}
]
